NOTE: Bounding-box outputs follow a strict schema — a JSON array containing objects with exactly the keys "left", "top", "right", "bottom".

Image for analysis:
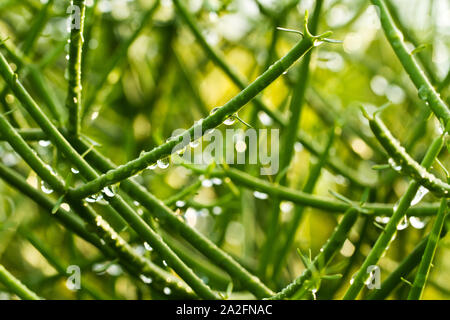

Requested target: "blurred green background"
[{"left": 0, "top": 0, "right": 449, "bottom": 299}]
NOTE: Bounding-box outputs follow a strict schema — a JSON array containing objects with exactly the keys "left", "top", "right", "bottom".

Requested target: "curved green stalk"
[
  {"left": 0, "top": 113, "right": 214, "bottom": 299},
  {"left": 186, "top": 165, "right": 441, "bottom": 217},
  {"left": 66, "top": 0, "right": 86, "bottom": 136},
  {"left": 0, "top": 264, "right": 41, "bottom": 300},
  {"left": 70, "top": 137, "right": 275, "bottom": 299},
  {"left": 343, "top": 135, "right": 444, "bottom": 300},
  {"left": 0, "top": 163, "right": 195, "bottom": 299},
  {"left": 173, "top": 0, "right": 373, "bottom": 188},
  {"left": 371, "top": 0, "right": 450, "bottom": 127},
  {"left": 408, "top": 199, "right": 447, "bottom": 299},
  {"left": 367, "top": 236, "right": 427, "bottom": 300},
  {"left": 365, "top": 110, "right": 450, "bottom": 196},
  {"left": 269, "top": 207, "right": 358, "bottom": 300},
  {"left": 67, "top": 32, "right": 325, "bottom": 200}
]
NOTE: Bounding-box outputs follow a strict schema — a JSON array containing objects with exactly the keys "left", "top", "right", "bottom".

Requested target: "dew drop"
[
  {"left": 253, "top": 191, "right": 269, "bottom": 200},
  {"left": 71, "top": 167, "right": 80, "bottom": 174},
  {"left": 163, "top": 287, "right": 171, "bottom": 295},
  {"left": 411, "top": 186, "right": 429, "bottom": 206},
  {"left": 212, "top": 206, "right": 222, "bottom": 215},
  {"left": 102, "top": 186, "right": 115, "bottom": 198},
  {"left": 157, "top": 158, "right": 169, "bottom": 169},
  {"left": 258, "top": 111, "right": 272, "bottom": 126},
  {"left": 176, "top": 146, "right": 186, "bottom": 155},
  {"left": 38, "top": 140, "right": 51, "bottom": 147},
  {"left": 212, "top": 178, "right": 222, "bottom": 185},
  {"left": 409, "top": 216, "right": 428, "bottom": 229},
  {"left": 144, "top": 242, "right": 153, "bottom": 251},
  {"left": 162, "top": 260, "right": 168, "bottom": 267},
  {"left": 175, "top": 200, "right": 186, "bottom": 208},
  {"left": 397, "top": 216, "right": 409, "bottom": 230},
  {"left": 139, "top": 275, "right": 153, "bottom": 284},
  {"left": 393, "top": 200, "right": 400, "bottom": 212},
  {"left": 418, "top": 85, "right": 429, "bottom": 101},
  {"left": 223, "top": 115, "right": 236, "bottom": 126},
  {"left": 375, "top": 216, "right": 390, "bottom": 224},
  {"left": 202, "top": 179, "right": 213, "bottom": 188},
  {"left": 41, "top": 182, "right": 54, "bottom": 194},
  {"left": 388, "top": 158, "right": 401, "bottom": 172},
  {"left": 294, "top": 142, "right": 304, "bottom": 152},
  {"left": 210, "top": 107, "right": 220, "bottom": 114},
  {"left": 189, "top": 140, "right": 200, "bottom": 148},
  {"left": 147, "top": 163, "right": 157, "bottom": 170}
]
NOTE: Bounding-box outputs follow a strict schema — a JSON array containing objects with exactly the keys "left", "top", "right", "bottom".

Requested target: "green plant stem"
[
  {"left": 408, "top": 199, "right": 447, "bottom": 299},
  {"left": 82, "top": 1, "right": 160, "bottom": 119},
  {"left": 185, "top": 164, "right": 441, "bottom": 217},
  {"left": 343, "top": 135, "right": 444, "bottom": 300},
  {"left": 371, "top": 0, "right": 450, "bottom": 127},
  {"left": 21, "top": 0, "right": 54, "bottom": 56},
  {"left": 0, "top": 113, "right": 210, "bottom": 299},
  {"left": 259, "top": 0, "right": 323, "bottom": 279},
  {"left": 70, "top": 137, "right": 275, "bottom": 299},
  {"left": 66, "top": 0, "right": 86, "bottom": 136},
  {"left": 269, "top": 208, "right": 358, "bottom": 300},
  {"left": 0, "top": 163, "right": 195, "bottom": 299},
  {"left": 173, "top": 0, "right": 374, "bottom": 188},
  {"left": 0, "top": 47, "right": 266, "bottom": 299},
  {"left": 367, "top": 236, "right": 427, "bottom": 300},
  {"left": 272, "top": 127, "right": 334, "bottom": 280},
  {"left": 68, "top": 23, "right": 323, "bottom": 201},
  {"left": 0, "top": 49, "right": 219, "bottom": 299},
  {"left": 366, "top": 111, "right": 450, "bottom": 196},
  {"left": 0, "top": 264, "right": 41, "bottom": 300},
  {"left": 20, "top": 229, "right": 111, "bottom": 300}
]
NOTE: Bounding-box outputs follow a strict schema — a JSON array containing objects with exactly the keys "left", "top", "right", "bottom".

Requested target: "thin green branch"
[
  {"left": 343, "top": 135, "right": 444, "bottom": 299},
  {"left": 185, "top": 164, "right": 441, "bottom": 217},
  {"left": 0, "top": 162, "right": 195, "bottom": 299},
  {"left": 0, "top": 112, "right": 212, "bottom": 299},
  {"left": 173, "top": 0, "right": 374, "bottom": 188},
  {"left": 365, "top": 110, "right": 450, "bottom": 196},
  {"left": 70, "top": 137, "right": 275, "bottom": 299},
  {"left": 82, "top": 1, "right": 160, "bottom": 118},
  {"left": 0, "top": 264, "right": 41, "bottom": 300},
  {"left": 371, "top": 0, "right": 450, "bottom": 128},
  {"left": 259, "top": 0, "right": 323, "bottom": 279},
  {"left": 269, "top": 207, "right": 358, "bottom": 300},
  {"left": 66, "top": 0, "right": 87, "bottom": 136},
  {"left": 408, "top": 199, "right": 447, "bottom": 299},
  {"left": 68, "top": 17, "right": 326, "bottom": 200}
]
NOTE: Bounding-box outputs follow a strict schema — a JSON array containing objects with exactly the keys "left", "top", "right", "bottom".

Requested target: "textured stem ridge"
[
  {"left": 66, "top": 0, "right": 86, "bottom": 136},
  {"left": 0, "top": 264, "right": 41, "bottom": 300},
  {"left": 370, "top": 0, "right": 450, "bottom": 127},
  {"left": 68, "top": 18, "right": 330, "bottom": 200},
  {"left": 408, "top": 199, "right": 447, "bottom": 300},
  {"left": 343, "top": 136, "right": 444, "bottom": 300},
  {"left": 365, "top": 111, "right": 450, "bottom": 196},
  {"left": 0, "top": 48, "right": 271, "bottom": 299},
  {"left": 0, "top": 112, "right": 216, "bottom": 299}
]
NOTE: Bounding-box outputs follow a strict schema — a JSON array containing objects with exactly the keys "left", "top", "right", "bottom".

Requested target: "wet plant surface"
[{"left": 0, "top": 0, "right": 449, "bottom": 300}]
